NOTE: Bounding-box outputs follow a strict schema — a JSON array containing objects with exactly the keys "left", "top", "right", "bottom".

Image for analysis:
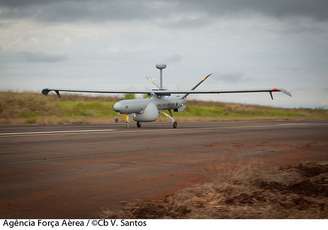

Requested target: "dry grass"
[
  {"left": 101, "top": 161, "right": 328, "bottom": 218},
  {"left": 0, "top": 91, "right": 117, "bottom": 124}
]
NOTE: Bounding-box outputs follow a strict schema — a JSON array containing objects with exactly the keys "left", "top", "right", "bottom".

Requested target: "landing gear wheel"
[
  {"left": 173, "top": 121, "right": 178, "bottom": 129},
  {"left": 137, "top": 121, "right": 141, "bottom": 128}
]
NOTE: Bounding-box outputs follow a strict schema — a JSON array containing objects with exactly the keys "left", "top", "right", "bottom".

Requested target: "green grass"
[
  {"left": 175, "top": 100, "right": 319, "bottom": 120},
  {"left": 0, "top": 91, "right": 327, "bottom": 124},
  {"left": 58, "top": 101, "right": 116, "bottom": 117}
]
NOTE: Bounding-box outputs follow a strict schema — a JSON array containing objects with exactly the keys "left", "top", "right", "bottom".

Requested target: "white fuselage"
[{"left": 113, "top": 95, "right": 186, "bottom": 122}]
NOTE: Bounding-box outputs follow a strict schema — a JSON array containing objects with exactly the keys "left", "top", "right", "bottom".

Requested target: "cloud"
[
  {"left": 155, "top": 13, "right": 214, "bottom": 29},
  {"left": 0, "top": 51, "right": 68, "bottom": 63},
  {"left": 213, "top": 72, "right": 249, "bottom": 83},
  {"left": 0, "top": 0, "right": 167, "bottom": 22},
  {"left": 161, "top": 54, "right": 183, "bottom": 64},
  {"left": 0, "top": 1, "right": 327, "bottom": 108},
  {"left": 214, "top": 72, "right": 247, "bottom": 83},
  {"left": 0, "top": 22, "right": 9, "bottom": 28},
  {"left": 178, "top": 0, "right": 328, "bottom": 21},
  {"left": 0, "top": 0, "right": 327, "bottom": 23}
]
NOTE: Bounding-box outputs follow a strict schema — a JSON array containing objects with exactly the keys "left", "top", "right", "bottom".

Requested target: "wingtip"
[
  {"left": 279, "top": 88, "right": 292, "bottom": 97},
  {"left": 41, "top": 88, "right": 50, "bottom": 96},
  {"left": 203, "top": 73, "right": 213, "bottom": 80}
]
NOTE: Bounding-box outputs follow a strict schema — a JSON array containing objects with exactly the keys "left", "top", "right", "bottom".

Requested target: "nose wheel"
[
  {"left": 137, "top": 121, "right": 142, "bottom": 128},
  {"left": 173, "top": 121, "right": 178, "bottom": 129}
]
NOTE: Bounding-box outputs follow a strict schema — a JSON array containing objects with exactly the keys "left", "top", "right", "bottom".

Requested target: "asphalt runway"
[{"left": 0, "top": 120, "right": 328, "bottom": 218}]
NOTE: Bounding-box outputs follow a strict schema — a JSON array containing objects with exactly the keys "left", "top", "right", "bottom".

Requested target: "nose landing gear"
[
  {"left": 125, "top": 115, "right": 130, "bottom": 128},
  {"left": 137, "top": 121, "right": 142, "bottom": 128}
]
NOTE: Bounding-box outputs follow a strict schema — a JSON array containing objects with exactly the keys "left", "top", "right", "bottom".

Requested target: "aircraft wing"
[
  {"left": 42, "top": 87, "right": 291, "bottom": 99},
  {"left": 154, "top": 88, "right": 292, "bottom": 99},
  {"left": 42, "top": 88, "right": 152, "bottom": 97}
]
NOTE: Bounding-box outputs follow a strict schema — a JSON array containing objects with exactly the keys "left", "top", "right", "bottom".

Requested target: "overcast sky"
[{"left": 1, "top": 0, "right": 328, "bottom": 108}]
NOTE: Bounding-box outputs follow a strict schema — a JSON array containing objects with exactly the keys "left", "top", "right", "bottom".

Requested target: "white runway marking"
[
  {"left": 0, "top": 122, "right": 326, "bottom": 137},
  {"left": 0, "top": 129, "right": 115, "bottom": 137},
  {"left": 227, "top": 122, "right": 317, "bottom": 129}
]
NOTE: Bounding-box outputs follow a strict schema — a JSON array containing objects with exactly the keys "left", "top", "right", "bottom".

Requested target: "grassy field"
[{"left": 0, "top": 91, "right": 327, "bottom": 125}]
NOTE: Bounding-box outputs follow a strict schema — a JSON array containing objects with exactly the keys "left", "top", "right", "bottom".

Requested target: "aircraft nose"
[{"left": 113, "top": 102, "right": 122, "bottom": 112}]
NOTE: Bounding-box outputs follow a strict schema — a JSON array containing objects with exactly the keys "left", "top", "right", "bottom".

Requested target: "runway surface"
[{"left": 0, "top": 120, "right": 328, "bottom": 217}]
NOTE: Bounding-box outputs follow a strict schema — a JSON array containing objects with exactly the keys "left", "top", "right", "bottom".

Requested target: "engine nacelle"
[{"left": 133, "top": 102, "right": 159, "bottom": 122}]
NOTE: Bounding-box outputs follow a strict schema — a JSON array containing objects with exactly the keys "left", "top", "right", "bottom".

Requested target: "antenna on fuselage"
[{"left": 155, "top": 64, "right": 167, "bottom": 90}]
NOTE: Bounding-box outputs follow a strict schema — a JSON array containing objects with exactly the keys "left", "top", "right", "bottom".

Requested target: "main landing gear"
[
  {"left": 162, "top": 110, "right": 178, "bottom": 128},
  {"left": 124, "top": 112, "right": 177, "bottom": 129},
  {"left": 124, "top": 114, "right": 142, "bottom": 128},
  {"left": 127, "top": 115, "right": 142, "bottom": 128}
]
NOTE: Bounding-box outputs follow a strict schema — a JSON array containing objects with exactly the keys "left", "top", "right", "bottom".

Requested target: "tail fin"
[{"left": 182, "top": 73, "right": 213, "bottom": 99}]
